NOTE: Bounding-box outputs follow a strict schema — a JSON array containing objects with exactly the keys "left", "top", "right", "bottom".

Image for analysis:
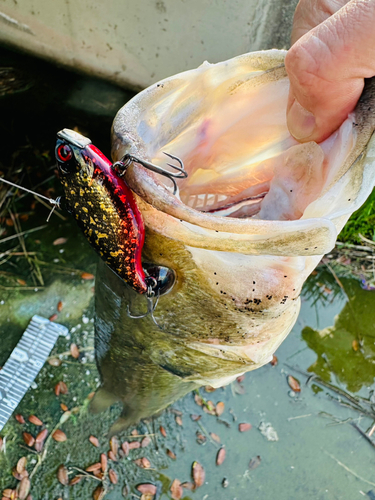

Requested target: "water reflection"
[{"left": 303, "top": 274, "right": 375, "bottom": 392}]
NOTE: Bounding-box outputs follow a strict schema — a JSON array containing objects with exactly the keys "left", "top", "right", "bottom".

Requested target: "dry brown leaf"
[
  {"left": 28, "top": 415, "right": 43, "bottom": 426},
  {"left": 108, "top": 469, "right": 118, "bottom": 484},
  {"left": 2, "top": 489, "right": 13, "bottom": 498},
  {"left": 166, "top": 449, "right": 176, "bottom": 460},
  {"left": 121, "top": 441, "right": 130, "bottom": 456},
  {"left": 352, "top": 339, "right": 359, "bottom": 351},
  {"left": 131, "top": 429, "right": 138, "bottom": 436},
  {"left": 85, "top": 463, "right": 101, "bottom": 473},
  {"left": 35, "top": 429, "right": 48, "bottom": 452},
  {"left": 287, "top": 375, "right": 301, "bottom": 392},
  {"left": 89, "top": 435, "right": 100, "bottom": 448},
  {"left": 60, "top": 403, "right": 68, "bottom": 412},
  {"left": 210, "top": 432, "right": 220, "bottom": 443},
  {"left": 81, "top": 272, "right": 95, "bottom": 280},
  {"left": 270, "top": 355, "right": 278, "bottom": 366},
  {"left": 170, "top": 479, "right": 183, "bottom": 500},
  {"left": 128, "top": 441, "right": 140, "bottom": 449},
  {"left": 216, "top": 448, "right": 226, "bottom": 466},
  {"left": 15, "top": 414, "right": 25, "bottom": 424},
  {"left": 238, "top": 423, "right": 252, "bottom": 432},
  {"left": 53, "top": 237, "right": 68, "bottom": 246},
  {"left": 55, "top": 381, "right": 68, "bottom": 396},
  {"left": 136, "top": 484, "right": 157, "bottom": 495},
  {"left": 92, "top": 486, "right": 105, "bottom": 500},
  {"left": 141, "top": 436, "right": 151, "bottom": 448},
  {"left": 110, "top": 436, "right": 119, "bottom": 456},
  {"left": 16, "top": 457, "right": 27, "bottom": 474},
  {"left": 57, "top": 301, "right": 63, "bottom": 312},
  {"left": 57, "top": 465, "right": 69, "bottom": 485},
  {"left": 69, "top": 476, "right": 83, "bottom": 486},
  {"left": 70, "top": 344, "right": 80, "bottom": 359},
  {"left": 215, "top": 401, "right": 225, "bottom": 416},
  {"left": 22, "top": 432, "right": 35, "bottom": 447},
  {"left": 108, "top": 451, "right": 117, "bottom": 461},
  {"left": 49, "top": 314, "right": 58, "bottom": 322},
  {"left": 17, "top": 279, "right": 26, "bottom": 286},
  {"left": 52, "top": 430, "right": 67, "bottom": 442},
  {"left": 175, "top": 416, "right": 183, "bottom": 426},
  {"left": 159, "top": 426, "right": 167, "bottom": 437},
  {"left": 48, "top": 358, "right": 62, "bottom": 367},
  {"left": 194, "top": 394, "right": 203, "bottom": 406},
  {"left": 192, "top": 461, "right": 205, "bottom": 488},
  {"left": 17, "top": 478, "right": 30, "bottom": 500}
]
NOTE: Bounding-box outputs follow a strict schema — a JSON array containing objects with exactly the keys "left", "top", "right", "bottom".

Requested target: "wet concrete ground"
[{"left": 1, "top": 46, "right": 375, "bottom": 500}]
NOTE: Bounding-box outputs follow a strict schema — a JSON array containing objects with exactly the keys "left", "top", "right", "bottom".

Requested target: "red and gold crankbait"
[{"left": 55, "top": 129, "right": 148, "bottom": 294}]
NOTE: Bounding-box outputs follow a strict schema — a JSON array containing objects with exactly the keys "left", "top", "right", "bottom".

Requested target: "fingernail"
[{"left": 287, "top": 98, "right": 316, "bottom": 140}]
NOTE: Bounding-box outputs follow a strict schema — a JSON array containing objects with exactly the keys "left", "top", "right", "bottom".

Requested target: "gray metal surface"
[{"left": 0, "top": 315, "right": 68, "bottom": 431}]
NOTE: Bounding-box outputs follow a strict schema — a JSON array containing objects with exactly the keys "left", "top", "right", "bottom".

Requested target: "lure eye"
[
  {"left": 143, "top": 264, "right": 176, "bottom": 296},
  {"left": 57, "top": 144, "right": 73, "bottom": 162}
]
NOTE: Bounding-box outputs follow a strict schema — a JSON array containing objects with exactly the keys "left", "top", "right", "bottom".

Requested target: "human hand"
[{"left": 285, "top": 0, "right": 375, "bottom": 143}]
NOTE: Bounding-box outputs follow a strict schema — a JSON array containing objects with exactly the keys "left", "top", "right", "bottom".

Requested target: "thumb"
[{"left": 285, "top": 0, "right": 375, "bottom": 143}]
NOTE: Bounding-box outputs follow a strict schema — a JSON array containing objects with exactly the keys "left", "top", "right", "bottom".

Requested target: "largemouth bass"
[{"left": 87, "top": 50, "right": 375, "bottom": 432}]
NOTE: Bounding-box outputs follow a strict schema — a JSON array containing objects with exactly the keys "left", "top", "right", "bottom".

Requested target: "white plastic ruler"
[{"left": 0, "top": 315, "right": 68, "bottom": 431}]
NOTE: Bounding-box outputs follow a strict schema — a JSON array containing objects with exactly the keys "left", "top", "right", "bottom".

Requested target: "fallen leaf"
[
  {"left": 121, "top": 441, "right": 129, "bottom": 456},
  {"left": 131, "top": 429, "right": 139, "bottom": 436},
  {"left": 190, "top": 414, "right": 201, "bottom": 421},
  {"left": 141, "top": 436, "right": 151, "bottom": 447},
  {"left": 53, "top": 237, "right": 68, "bottom": 246},
  {"left": 194, "top": 394, "right": 203, "bottom": 406},
  {"left": 15, "top": 414, "right": 25, "bottom": 424},
  {"left": 210, "top": 432, "right": 220, "bottom": 443},
  {"left": 170, "top": 479, "right": 183, "bottom": 500},
  {"left": 81, "top": 272, "right": 95, "bottom": 280},
  {"left": 55, "top": 381, "right": 68, "bottom": 396},
  {"left": 216, "top": 448, "right": 226, "bottom": 466},
  {"left": 70, "top": 343, "right": 80, "bottom": 359},
  {"left": 2, "top": 489, "right": 13, "bottom": 498},
  {"left": 192, "top": 461, "right": 205, "bottom": 488},
  {"left": 287, "top": 375, "right": 301, "bottom": 392},
  {"left": 108, "top": 450, "right": 117, "bottom": 461},
  {"left": 67, "top": 472, "right": 82, "bottom": 485},
  {"left": 270, "top": 355, "right": 278, "bottom": 366},
  {"left": 196, "top": 432, "right": 206, "bottom": 445},
  {"left": 22, "top": 433, "right": 35, "bottom": 447},
  {"left": 35, "top": 429, "right": 48, "bottom": 451},
  {"left": 109, "top": 469, "right": 118, "bottom": 484},
  {"left": 89, "top": 435, "right": 100, "bottom": 448},
  {"left": 52, "top": 430, "right": 67, "bottom": 442},
  {"left": 137, "top": 484, "right": 157, "bottom": 495},
  {"left": 92, "top": 486, "right": 105, "bottom": 500},
  {"left": 57, "top": 465, "right": 68, "bottom": 485},
  {"left": 28, "top": 415, "right": 43, "bottom": 426},
  {"left": 248, "top": 455, "right": 262, "bottom": 470},
  {"left": 215, "top": 401, "right": 225, "bottom": 416},
  {"left": 166, "top": 449, "right": 176, "bottom": 460},
  {"left": 49, "top": 314, "right": 58, "bottom": 322},
  {"left": 100, "top": 453, "right": 108, "bottom": 472},
  {"left": 60, "top": 403, "right": 68, "bottom": 412},
  {"left": 48, "top": 357, "right": 62, "bottom": 367},
  {"left": 69, "top": 476, "right": 82, "bottom": 486},
  {"left": 85, "top": 463, "right": 101, "bottom": 472},
  {"left": 238, "top": 423, "right": 252, "bottom": 432},
  {"left": 110, "top": 436, "right": 119, "bottom": 456},
  {"left": 175, "top": 416, "right": 183, "bottom": 426},
  {"left": 159, "top": 426, "right": 167, "bottom": 437},
  {"left": 57, "top": 301, "right": 63, "bottom": 312},
  {"left": 17, "top": 478, "right": 30, "bottom": 500},
  {"left": 17, "top": 279, "right": 26, "bottom": 286},
  {"left": 16, "top": 457, "right": 27, "bottom": 474},
  {"left": 128, "top": 441, "right": 140, "bottom": 449}
]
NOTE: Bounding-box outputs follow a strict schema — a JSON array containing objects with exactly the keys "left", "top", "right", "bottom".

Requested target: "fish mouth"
[{"left": 111, "top": 50, "right": 375, "bottom": 256}]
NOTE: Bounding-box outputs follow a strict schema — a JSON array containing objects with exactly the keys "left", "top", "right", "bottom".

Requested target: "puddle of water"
[{"left": 1, "top": 47, "right": 375, "bottom": 500}]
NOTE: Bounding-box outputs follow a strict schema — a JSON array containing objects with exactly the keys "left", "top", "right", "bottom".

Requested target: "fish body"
[
  {"left": 55, "top": 129, "right": 147, "bottom": 294},
  {"left": 90, "top": 50, "right": 375, "bottom": 432}
]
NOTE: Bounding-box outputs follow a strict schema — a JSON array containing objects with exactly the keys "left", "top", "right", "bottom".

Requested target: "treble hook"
[
  {"left": 126, "top": 283, "right": 162, "bottom": 328},
  {"left": 112, "top": 152, "right": 187, "bottom": 195},
  {"left": 0, "top": 177, "right": 62, "bottom": 222}
]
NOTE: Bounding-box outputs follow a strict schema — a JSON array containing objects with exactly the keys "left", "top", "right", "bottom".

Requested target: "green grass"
[{"left": 339, "top": 188, "right": 375, "bottom": 244}]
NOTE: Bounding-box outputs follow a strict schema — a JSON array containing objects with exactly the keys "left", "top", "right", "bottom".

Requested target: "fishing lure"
[{"left": 55, "top": 129, "right": 149, "bottom": 294}]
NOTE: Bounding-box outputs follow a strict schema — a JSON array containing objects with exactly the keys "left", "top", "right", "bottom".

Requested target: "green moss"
[{"left": 339, "top": 188, "right": 375, "bottom": 244}]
